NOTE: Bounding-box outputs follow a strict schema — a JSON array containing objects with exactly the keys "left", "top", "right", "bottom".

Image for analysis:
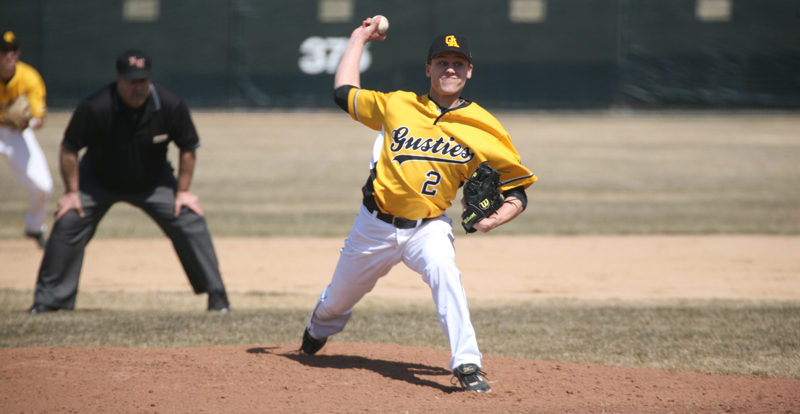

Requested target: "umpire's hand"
[
  {"left": 174, "top": 191, "right": 204, "bottom": 217},
  {"left": 54, "top": 191, "right": 85, "bottom": 222}
]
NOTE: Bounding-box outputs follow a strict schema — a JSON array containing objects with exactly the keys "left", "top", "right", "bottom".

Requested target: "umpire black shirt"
[{"left": 62, "top": 82, "right": 200, "bottom": 193}]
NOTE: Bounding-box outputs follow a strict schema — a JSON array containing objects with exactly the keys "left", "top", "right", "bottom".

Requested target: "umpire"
[{"left": 27, "top": 50, "right": 230, "bottom": 313}]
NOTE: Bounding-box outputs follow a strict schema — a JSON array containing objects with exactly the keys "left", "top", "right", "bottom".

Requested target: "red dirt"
[{"left": 2, "top": 343, "right": 798, "bottom": 414}]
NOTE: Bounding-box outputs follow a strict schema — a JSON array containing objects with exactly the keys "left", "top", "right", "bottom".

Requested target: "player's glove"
[
  {"left": 461, "top": 162, "right": 504, "bottom": 233},
  {"left": 1, "top": 95, "right": 33, "bottom": 130}
]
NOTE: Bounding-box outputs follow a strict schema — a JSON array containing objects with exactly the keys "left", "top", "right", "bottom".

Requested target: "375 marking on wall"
[{"left": 299, "top": 37, "right": 372, "bottom": 75}]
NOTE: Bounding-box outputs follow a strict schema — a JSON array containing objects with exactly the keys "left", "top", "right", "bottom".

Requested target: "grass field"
[
  {"left": 1, "top": 111, "right": 799, "bottom": 237},
  {"left": 1, "top": 290, "right": 798, "bottom": 379}
]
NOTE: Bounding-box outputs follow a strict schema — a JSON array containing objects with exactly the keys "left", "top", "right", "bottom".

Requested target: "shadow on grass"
[{"left": 247, "top": 347, "right": 457, "bottom": 392}]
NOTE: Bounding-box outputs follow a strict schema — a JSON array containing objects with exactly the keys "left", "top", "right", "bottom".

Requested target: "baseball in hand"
[{"left": 372, "top": 15, "right": 389, "bottom": 34}]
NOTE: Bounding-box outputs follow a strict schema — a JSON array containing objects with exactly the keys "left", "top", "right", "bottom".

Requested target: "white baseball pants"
[
  {"left": 307, "top": 204, "right": 483, "bottom": 370},
  {"left": 0, "top": 125, "right": 53, "bottom": 234}
]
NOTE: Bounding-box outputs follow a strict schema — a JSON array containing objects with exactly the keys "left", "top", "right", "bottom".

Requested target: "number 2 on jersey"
[{"left": 421, "top": 170, "right": 442, "bottom": 196}]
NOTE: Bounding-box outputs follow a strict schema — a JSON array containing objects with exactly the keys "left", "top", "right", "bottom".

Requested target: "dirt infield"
[
  {"left": 1, "top": 235, "right": 799, "bottom": 413},
  {"left": 3, "top": 343, "right": 799, "bottom": 414},
  {"left": 3, "top": 235, "right": 800, "bottom": 300}
]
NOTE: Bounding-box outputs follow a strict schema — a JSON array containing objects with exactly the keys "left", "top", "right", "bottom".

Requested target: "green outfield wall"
[{"left": 3, "top": 0, "right": 799, "bottom": 109}]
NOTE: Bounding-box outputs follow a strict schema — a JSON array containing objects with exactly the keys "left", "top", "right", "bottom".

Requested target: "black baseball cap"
[
  {"left": 427, "top": 34, "right": 471, "bottom": 63},
  {"left": 116, "top": 49, "right": 152, "bottom": 81},
  {"left": 1, "top": 31, "right": 20, "bottom": 51}
]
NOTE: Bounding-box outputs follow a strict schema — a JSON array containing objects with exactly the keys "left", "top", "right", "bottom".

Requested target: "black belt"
[{"left": 363, "top": 194, "right": 432, "bottom": 229}]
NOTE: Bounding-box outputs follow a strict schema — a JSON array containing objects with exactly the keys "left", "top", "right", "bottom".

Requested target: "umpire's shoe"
[
  {"left": 207, "top": 290, "right": 231, "bottom": 312},
  {"left": 27, "top": 303, "right": 59, "bottom": 314},
  {"left": 300, "top": 328, "right": 327, "bottom": 355},
  {"left": 452, "top": 364, "right": 491, "bottom": 393}
]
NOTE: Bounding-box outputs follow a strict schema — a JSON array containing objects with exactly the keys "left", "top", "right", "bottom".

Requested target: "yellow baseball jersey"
[
  {"left": 346, "top": 88, "right": 537, "bottom": 220},
  {"left": 1, "top": 61, "right": 47, "bottom": 118}
]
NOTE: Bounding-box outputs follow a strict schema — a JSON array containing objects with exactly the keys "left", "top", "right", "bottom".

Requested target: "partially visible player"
[
  {"left": 0, "top": 31, "right": 53, "bottom": 248},
  {"left": 300, "top": 18, "right": 537, "bottom": 394}
]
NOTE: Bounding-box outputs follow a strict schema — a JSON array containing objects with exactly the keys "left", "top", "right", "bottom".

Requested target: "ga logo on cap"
[
  {"left": 3, "top": 31, "right": 16, "bottom": 43},
  {"left": 445, "top": 35, "right": 460, "bottom": 48}
]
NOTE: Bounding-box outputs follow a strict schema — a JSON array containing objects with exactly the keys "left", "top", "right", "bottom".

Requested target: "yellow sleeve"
[
  {"left": 348, "top": 88, "right": 393, "bottom": 131},
  {"left": 485, "top": 134, "right": 538, "bottom": 192},
  {"left": 25, "top": 69, "right": 47, "bottom": 118},
  {"left": 10, "top": 63, "right": 48, "bottom": 118},
  {"left": 456, "top": 104, "right": 537, "bottom": 191}
]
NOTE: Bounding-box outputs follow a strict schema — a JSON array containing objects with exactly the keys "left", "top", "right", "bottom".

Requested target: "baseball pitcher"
[{"left": 300, "top": 17, "right": 537, "bottom": 394}]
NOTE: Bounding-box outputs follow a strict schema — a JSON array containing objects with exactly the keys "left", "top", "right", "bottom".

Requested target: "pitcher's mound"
[{"left": 2, "top": 342, "right": 798, "bottom": 413}]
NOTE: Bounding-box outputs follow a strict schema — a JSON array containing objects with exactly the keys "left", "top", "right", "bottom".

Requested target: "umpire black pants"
[{"left": 32, "top": 167, "right": 227, "bottom": 310}]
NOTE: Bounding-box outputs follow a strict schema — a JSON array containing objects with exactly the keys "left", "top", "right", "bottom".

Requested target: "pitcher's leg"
[
  {"left": 422, "top": 261, "right": 482, "bottom": 371},
  {"left": 307, "top": 282, "right": 359, "bottom": 339},
  {"left": 404, "top": 217, "right": 482, "bottom": 371},
  {"left": 308, "top": 205, "right": 401, "bottom": 339}
]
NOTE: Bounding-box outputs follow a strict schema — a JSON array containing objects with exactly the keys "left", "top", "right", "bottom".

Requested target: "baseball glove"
[
  {"left": 461, "top": 162, "right": 504, "bottom": 233},
  {"left": 1, "top": 95, "right": 33, "bottom": 130}
]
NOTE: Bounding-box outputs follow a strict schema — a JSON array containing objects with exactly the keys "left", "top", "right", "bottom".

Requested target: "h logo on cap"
[
  {"left": 128, "top": 56, "right": 146, "bottom": 68},
  {"left": 445, "top": 36, "right": 460, "bottom": 48}
]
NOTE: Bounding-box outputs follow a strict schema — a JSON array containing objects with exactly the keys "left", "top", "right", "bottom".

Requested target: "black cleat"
[
  {"left": 27, "top": 303, "right": 59, "bottom": 314},
  {"left": 25, "top": 231, "right": 46, "bottom": 249},
  {"left": 452, "top": 364, "right": 491, "bottom": 393},
  {"left": 207, "top": 290, "right": 231, "bottom": 312},
  {"left": 300, "top": 328, "right": 327, "bottom": 355}
]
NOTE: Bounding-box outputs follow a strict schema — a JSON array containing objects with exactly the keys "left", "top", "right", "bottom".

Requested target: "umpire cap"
[{"left": 116, "top": 49, "right": 152, "bottom": 81}]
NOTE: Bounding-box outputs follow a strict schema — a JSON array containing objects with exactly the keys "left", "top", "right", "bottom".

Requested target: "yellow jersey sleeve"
[
  {"left": 347, "top": 88, "right": 394, "bottom": 131},
  {"left": 443, "top": 104, "right": 537, "bottom": 192},
  {"left": 480, "top": 133, "right": 538, "bottom": 192}
]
